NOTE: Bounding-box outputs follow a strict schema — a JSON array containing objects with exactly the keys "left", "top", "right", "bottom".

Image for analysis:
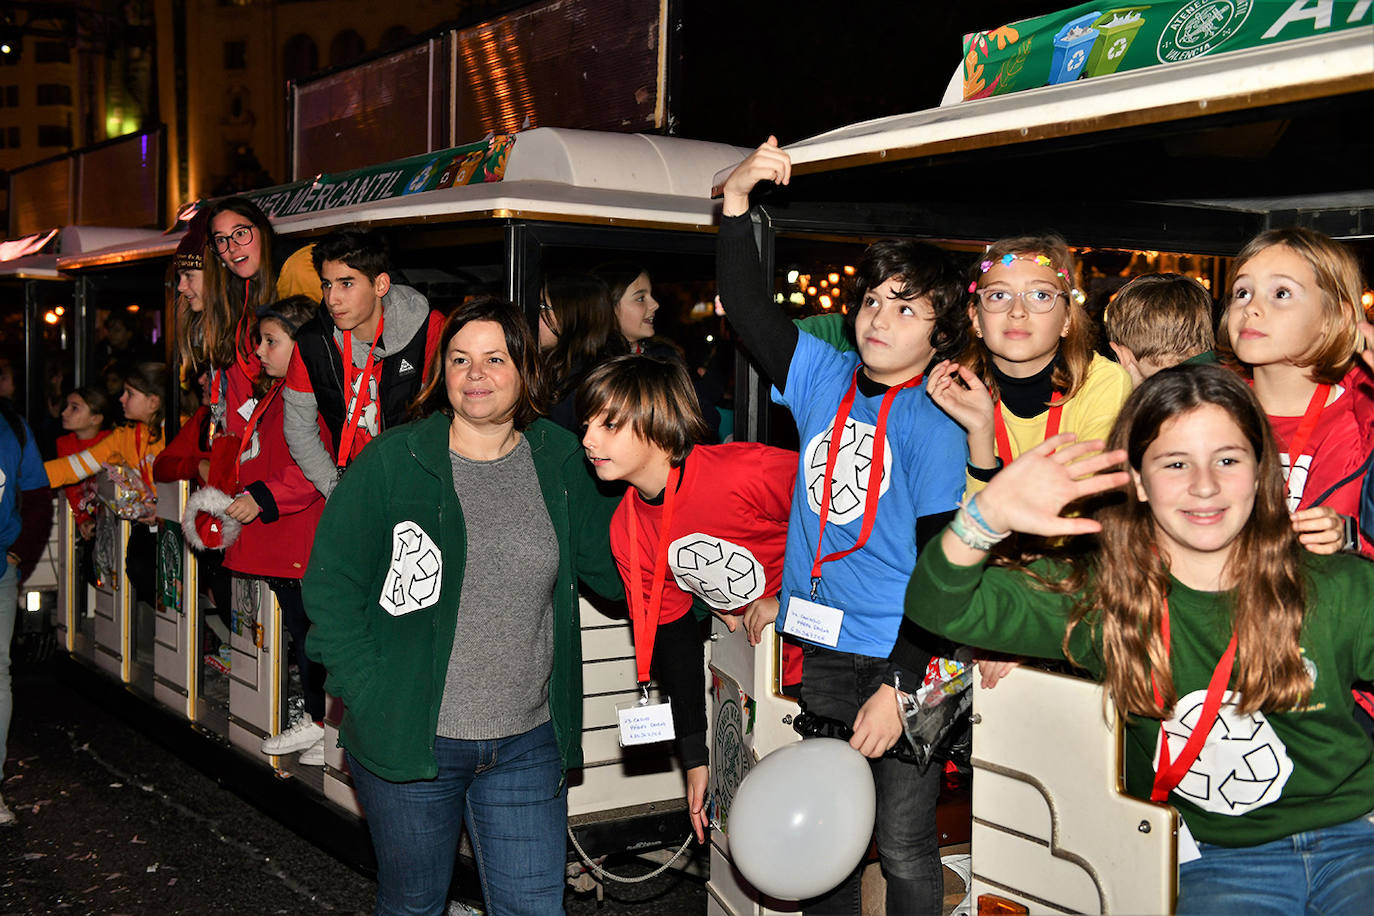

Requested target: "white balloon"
[{"left": 726, "top": 738, "right": 876, "bottom": 901}]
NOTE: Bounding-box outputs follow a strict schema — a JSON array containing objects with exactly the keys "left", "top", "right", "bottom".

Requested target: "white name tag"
[
  {"left": 617, "top": 699, "right": 675, "bottom": 746},
  {"left": 1177, "top": 820, "right": 1202, "bottom": 864},
  {"left": 781, "top": 597, "right": 845, "bottom": 647},
  {"left": 236, "top": 397, "right": 259, "bottom": 423}
]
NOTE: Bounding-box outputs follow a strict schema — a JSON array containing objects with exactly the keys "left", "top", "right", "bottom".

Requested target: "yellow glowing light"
[
  {"left": 819, "top": 279, "right": 829, "bottom": 288},
  {"left": 1362, "top": 290, "right": 1373, "bottom": 309},
  {"left": 789, "top": 292, "right": 806, "bottom": 305},
  {"left": 43, "top": 311, "right": 60, "bottom": 325},
  {"left": 843, "top": 265, "right": 855, "bottom": 276},
  {"left": 806, "top": 286, "right": 817, "bottom": 296},
  {"left": 54, "top": 306, "right": 65, "bottom": 316},
  {"left": 127, "top": 304, "right": 140, "bottom": 313},
  {"left": 819, "top": 295, "right": 833, "bottom": 309},
  {"left": 786, "top": 270, "right": 800, "bottom": 284},
  {"left": 828, "top": 273, "right": 840, "bottom": 284}
]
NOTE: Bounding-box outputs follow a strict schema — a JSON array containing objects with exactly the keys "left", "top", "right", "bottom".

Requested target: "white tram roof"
[
  {"left": 711, "top": 27, "right": 1374, "bottom": 190},
  {"left": 1, "top": 226, "right": 164, "bottom": 279},
  {"left": 57, "top": 129, "right": 749, "bottom": 272}
]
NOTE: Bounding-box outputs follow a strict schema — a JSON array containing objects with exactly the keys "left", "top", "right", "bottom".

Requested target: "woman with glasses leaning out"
[{"left": 303, "top": 297, "right": 624, "bottom": 916}]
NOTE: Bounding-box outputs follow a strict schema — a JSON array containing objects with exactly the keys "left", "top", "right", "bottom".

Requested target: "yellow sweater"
[
  {"left": 966, "top": 354, "right": 1133, "bottom": 496},
  {"left": 45, "top": 423, "right": 165, "bottom": 489}
]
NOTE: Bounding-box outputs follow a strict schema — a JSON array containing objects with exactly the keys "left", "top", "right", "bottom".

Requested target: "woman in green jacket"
[
  {"left": 305, "top": 297, "right": 623, "bottom": 916},
  {"left": 906, "top": 365, "right": 1374, "bottom": 915}
]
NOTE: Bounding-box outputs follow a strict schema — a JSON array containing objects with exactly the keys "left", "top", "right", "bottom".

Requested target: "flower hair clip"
[{"left": 975, "top": 252, "right": 1070, "bottom": 283}]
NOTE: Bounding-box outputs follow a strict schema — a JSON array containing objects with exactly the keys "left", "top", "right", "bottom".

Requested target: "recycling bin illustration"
[
  {"left": 1049, "top": 11, "right": 1102, "bottom": 84},
  {"left": 1084, "top": 9, "right": 1148, "bottom": 77}
]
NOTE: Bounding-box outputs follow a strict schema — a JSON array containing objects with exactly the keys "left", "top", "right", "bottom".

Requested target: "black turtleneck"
[{"left": 992, "top": 353, "right": 1061, "bottom": 419}]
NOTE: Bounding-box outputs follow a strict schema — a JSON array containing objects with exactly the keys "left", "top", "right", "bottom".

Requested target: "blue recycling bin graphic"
[{"left": 1050, "top": 12, "right": 1102, "bottom": 84}]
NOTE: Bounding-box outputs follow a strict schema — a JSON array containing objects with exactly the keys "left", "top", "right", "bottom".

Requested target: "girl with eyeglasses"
[
  {"left": 926, "top": 235, "right": 1133, "bottom": 500},
  {"left": 201, "top": 197, "right": 279, "bottom": 447}
]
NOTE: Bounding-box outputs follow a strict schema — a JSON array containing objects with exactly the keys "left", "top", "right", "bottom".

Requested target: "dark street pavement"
[{"left": 0, "top": 644, "right": 706, "bottom": 915}]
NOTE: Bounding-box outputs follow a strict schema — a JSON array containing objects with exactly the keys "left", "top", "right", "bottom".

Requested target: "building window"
[
  {"left": 7, "top": 126, "right": 19, "bottom": 147},
  {"left": 282, "top": 33, "right": 319, "bottom": 83},
  {"left": 1, "top": 85, "right": 17, "bottom": 107},
  {"left": 37, "top": 125, "right": 71, "bottom": 147},
  {"left": 34, "top": 41, "right": 71, "bottom": 64},
  {"left": 328, "top": 29, "right": 366, "bottom": 68},
  {"left": 224, "top": 40, "right": 247, "bottom": 70},
  {"left": 36, "top": 83, "right": 72, "bottom": 106}
]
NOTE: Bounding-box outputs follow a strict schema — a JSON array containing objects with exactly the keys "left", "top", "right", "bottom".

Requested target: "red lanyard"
[
  {"left": 1279, "top": 383, "right": 1331, "bottom": 491},
  {"left": 993, "top": 392, "right": 1063, "bottom": 465},
  {"left": 1149, "top": 594, "right": 1238, "bottom": 802},
  {"left": 235, "top": 381, "right": 280, "bottom": 482},
  {"left": 625, "top": 465, "right": 680, "bottom": 684},
  {"left": 809, "top": 369, "right": 922, "bottom": 592},
  {"left": 335, "top": 309, "right": 385, "bottom": 469}
]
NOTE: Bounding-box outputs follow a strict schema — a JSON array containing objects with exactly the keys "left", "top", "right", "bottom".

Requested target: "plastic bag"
[
  {"left": 97, "top": 463, "right": 157, "bottom": 521},
  {"left": 896, "top": 653, "right": 974, "bottom": 772}
]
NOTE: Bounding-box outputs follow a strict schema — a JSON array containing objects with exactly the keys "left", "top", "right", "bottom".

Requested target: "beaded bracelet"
[
  {"left": 949, "top": 506, "right": 1007, "bottom": 552},
  {"left": 963, "top": 493, "right": 1010, "bottom": 540}
]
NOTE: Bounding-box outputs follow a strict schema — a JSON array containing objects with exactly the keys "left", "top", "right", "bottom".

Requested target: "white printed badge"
[
  {"left": 1177, "top": 821, "right": 1202, "bottom": 864},
  {"left": 235, "top": 396, "right": 259, "bottom": 423},
  {"left": 617, "top": 697, "right": 675, "bottom": 747},
  {"left": 781, "top": 597, "right": 845, "bottom": 647}
]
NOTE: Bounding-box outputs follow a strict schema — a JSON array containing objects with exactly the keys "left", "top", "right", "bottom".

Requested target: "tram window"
[
  {"left": 536, "top": 245, "right": 730, "bottom": 436},
  {"left": 386, "top": 237, "right": 505, "bottom": 316}
]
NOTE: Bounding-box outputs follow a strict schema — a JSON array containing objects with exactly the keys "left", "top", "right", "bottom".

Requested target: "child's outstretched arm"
[{"left": 716, "top": 137, "right": 799, "bottom": 389}]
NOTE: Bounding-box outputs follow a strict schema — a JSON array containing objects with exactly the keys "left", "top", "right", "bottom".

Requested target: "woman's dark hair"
[
  {"left": 410, "top": 296, "right": 550, "bottom": 428},
  {"left": 124, "top": 362, "right": 168, "bottom": 442},
  {"left": 71, "top": 386, "right": 113, "bottom": 429},
  {"left": 201, "top": 197, "right": 277, "bottom": 370},
  {"left": 845, "top": 240, "right": 969, "bottom": 364},
  {"left": 543, "top": 272, "right": 624, "bottom": 396}
]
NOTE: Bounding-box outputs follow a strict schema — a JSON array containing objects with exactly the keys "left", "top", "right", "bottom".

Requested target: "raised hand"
[
  {"left": 721, "top": 137, "right": 791, "bottom": 217},
  {"left": 973, "top": 433, "right": 1129, "bottom": 538},
  {"left": 927, "top": 360, "right": 995, "bottom": 433}
]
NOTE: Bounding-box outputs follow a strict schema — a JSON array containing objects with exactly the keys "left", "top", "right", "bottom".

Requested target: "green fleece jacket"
[
  {"left": 304, "top": 412, "right": 624, "bottom": 782},
  {"left": 907, "top": 539, "right": 1374, "bottom": 848}
]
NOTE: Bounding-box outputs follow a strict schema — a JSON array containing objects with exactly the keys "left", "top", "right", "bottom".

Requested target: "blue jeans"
[
  {"left": 0, "top": 562, "right": 18, "bottom": 777},
  {"left": 798, "top": 645, "right": 944, "bottom": 915},
  {"left": 1178, "top": 810, "right": 1374, "bottom": 915},
  {"left": 347, "top": 720, "right": 567, "bottom": 916}
]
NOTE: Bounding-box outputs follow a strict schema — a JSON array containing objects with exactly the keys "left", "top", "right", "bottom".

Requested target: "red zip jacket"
[{"left": 225, "top": 381, "right": 325, "bottom": 580}]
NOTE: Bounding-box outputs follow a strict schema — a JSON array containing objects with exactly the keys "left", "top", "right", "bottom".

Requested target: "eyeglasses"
[
  {"left": 975, "top": 288, "right": 1066, "bottom": 313},
  {"left": 211, "top": 225, "right": 255, "bottom": 252}
]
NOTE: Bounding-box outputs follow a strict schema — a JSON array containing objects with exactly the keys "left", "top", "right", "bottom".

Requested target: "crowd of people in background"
[{"left": 1, "top": 141, "right": 1372, "bottom": 915}]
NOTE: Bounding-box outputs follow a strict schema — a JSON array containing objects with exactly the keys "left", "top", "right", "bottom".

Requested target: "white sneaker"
[
  {"left": 297, "top": 736, "right": 326, "bottom": 767},
  {"left": 0, "top": 792, "right": 15, "bottom": 827},
  {"left": 261, "top": 718, "right": 325, "bottom": 756}
]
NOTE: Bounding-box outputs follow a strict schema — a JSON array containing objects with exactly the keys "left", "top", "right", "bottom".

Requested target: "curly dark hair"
[{"left": 843, "top": 239, "right": 969, "bottom": 364}]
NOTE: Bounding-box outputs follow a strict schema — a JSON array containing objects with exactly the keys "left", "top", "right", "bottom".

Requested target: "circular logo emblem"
[
  {"left": 1157, "top": 0, "right": 1253, "bottom": 63},
  {"left": 405, "top": 159, "right": 438, "bottom": 194},
  {"left": 669, "top": 534, "right": 765, "bottom": 611},
  {"left": 1107, "top": 36, "right": 1129, "bottom": 60},
  {"left": 1157, "top": 688, "right": 1292, "bottom": 815},
  {"left": 713, "top": 696, "right": 744, "bottom": 830},
  {"left": 803, "top": 418, "right": 892, "bottom": 526}
]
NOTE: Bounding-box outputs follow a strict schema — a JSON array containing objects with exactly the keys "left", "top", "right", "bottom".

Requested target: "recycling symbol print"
[
  {"left": 804, "top": 417, "right": 892, "bottom": 526},
  {"left": 669, "top": 534, "right": 764, "bottom": 611},
  {"left": 379, "top": 521, "right": 443, "bottom": 616},
  {"left": 1157, "top": 688, "right": 1293, "bottom": 815}
]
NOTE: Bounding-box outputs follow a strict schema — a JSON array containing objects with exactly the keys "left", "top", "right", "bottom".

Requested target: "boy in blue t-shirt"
[{"left": 717, "top": 138, "right": 971, "bottom": 913}]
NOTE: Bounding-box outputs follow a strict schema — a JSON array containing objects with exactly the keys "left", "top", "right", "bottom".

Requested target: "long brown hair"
[
  {"left": 1216, "top": 227, "right": 1365, "bottom": 384},
  {"left": 410, "top": 296, "right": 550, "bottom": 429},
  {"left": 576, "top": 355, "right": 708, "bottom": 464},
  {"left": 963, "top": 235, "right": 1096, "bottom": 403},
  {"left": 201, "top": 197, "right": 277, "bottom": 371},
  {"left": 1059, "top": 364, "right": 1308, "bottom": 716}
]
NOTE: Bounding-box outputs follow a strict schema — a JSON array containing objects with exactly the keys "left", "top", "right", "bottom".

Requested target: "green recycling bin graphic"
[{"left": 1085, "top": 8, "right": 1149, "bottom": 76}]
